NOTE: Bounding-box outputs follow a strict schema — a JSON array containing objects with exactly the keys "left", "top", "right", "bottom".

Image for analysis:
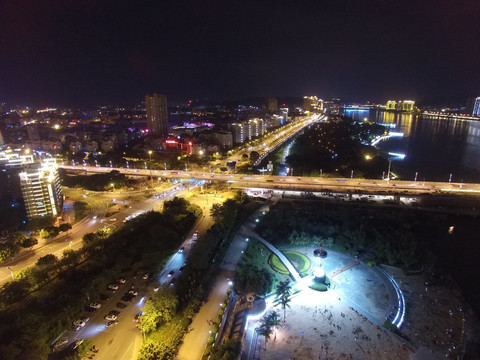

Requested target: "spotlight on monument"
[{"left": 311, "top": 243, "right": 329, "bottom": 290}]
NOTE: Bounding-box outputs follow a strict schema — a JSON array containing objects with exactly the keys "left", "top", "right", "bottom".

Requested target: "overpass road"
[{"left": 63, "top": 165, "right": 480, "bottom": 197}]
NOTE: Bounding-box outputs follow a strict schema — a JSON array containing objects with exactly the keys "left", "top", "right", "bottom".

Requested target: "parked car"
[
  {"left": 105, "top": 314, "right": 117, "bottom": 321},
  {"left": 117, "top": 302, "right": 127, "bottom": 309},
  {"left": 106, "top": 320, "right": 119, "bottom": 327},
  {"left": 52, "top": 338, "right": 68, "bottom": 350},
  {"left": 117, "top": 278, "right": 126, "bottom": 284},
  {"left": 168, "top": 270, "right": 175, "bottom": 277},
  {"left": 73, "top": 319, "right": 86, "bottom": 328},
  {"left": 142, "top": 273, "right": 149, "bottom": 280},
  {"left": 122, "top": 293, "right": 134, "bottom": 302},
  {"left": 108, "top": 284, "right": 119, "bottom": 291},
  {"left": 69, "top": 339, "right": 84, "bottom": 351},
  {"left": 89, "top": 303, "right": 101, "bottom": 309},
  {"left": 99, "top": 293, "right": 110, "bottom": 301},
  {"left": 128, "top": 289, "right": 138, "bottom": 297}
]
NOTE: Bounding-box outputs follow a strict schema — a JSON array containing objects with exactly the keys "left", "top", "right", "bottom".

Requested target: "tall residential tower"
[{"left": 145, "top": 93, "right": 169, "bottom": 137}]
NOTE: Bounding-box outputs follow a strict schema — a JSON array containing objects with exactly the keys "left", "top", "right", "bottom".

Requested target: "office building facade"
[
  {"left": 19, "top": 158, "right": 63, "bottom": 218},
  {"left": 145, "top": 93, "right": 169, "bottom": 137}
]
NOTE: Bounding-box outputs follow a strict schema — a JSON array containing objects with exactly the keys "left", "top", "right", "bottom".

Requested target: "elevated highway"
[{"left": 62, "top": 165, "right": 480, "bottom": 197}]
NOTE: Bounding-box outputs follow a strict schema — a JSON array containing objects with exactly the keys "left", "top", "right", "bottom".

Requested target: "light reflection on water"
[{"left": 345, "top": 109, "right": 480, "bottom": 182}]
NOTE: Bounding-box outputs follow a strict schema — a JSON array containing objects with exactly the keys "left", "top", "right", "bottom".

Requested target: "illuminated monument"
[{"left": 313, "top": 243, "right": 328, "bottom": 285}]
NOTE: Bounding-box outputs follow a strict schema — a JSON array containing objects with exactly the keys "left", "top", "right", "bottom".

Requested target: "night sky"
[{"left": 1, "top": 0, "right": 479, "bottom": 107}]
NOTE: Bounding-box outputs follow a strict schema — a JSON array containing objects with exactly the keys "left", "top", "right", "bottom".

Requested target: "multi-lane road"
[{"left": 63, "top": 165, "right": 480, "bottom": 197}]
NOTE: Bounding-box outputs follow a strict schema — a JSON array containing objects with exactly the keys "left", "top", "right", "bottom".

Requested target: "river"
[{"left": 344, "top": 109, "right": 480, "bottom": 183}]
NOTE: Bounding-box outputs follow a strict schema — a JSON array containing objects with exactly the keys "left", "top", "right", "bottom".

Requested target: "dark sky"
[{"left": 1, "top": 0, "right": 479, "bottom": 107}]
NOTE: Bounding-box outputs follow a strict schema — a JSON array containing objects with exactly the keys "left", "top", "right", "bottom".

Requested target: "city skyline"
[{"left": 1, "top": 1, "right": 479, "bottom": 107}]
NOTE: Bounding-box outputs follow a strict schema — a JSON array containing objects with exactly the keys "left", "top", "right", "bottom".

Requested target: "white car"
[
  {"left": 105, "top": 314, "right": 118, "bottom": 321},
  {"left": 89, "top": 303, "right": 101, "bottom": 309},
  {"left": 73, "top": 319, "right": 86, "bottom": 328},
  {"left": 117, "top": 278, "right": 126, "bottom": 284},
  {"left": 128, "top": 289, "right": 138, "bottom": 297},
  {"left": 108, "top": 284, "right": 119, "bottom": 291}
]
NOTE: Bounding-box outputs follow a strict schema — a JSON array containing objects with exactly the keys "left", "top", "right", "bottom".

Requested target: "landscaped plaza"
[{"left": 237, "top": 201, "right": 472, "bottom": 360}]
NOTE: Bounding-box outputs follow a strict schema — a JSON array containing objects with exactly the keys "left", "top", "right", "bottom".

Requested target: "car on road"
[
  {"left": 193, "top": 231, "right": 198, "bottom": 238},
  {"left": 178, "top": 265, "right": 186, "bottom": 272},
  {"left": 108, "top": 284, "right": 119, "bottom": 291},
  {"left": 117, "top": 302, "right": 127, "bottom": 309},
  {"left": 73, "top": 319, "right": 86, "bottom": 328},
  {"left": 122, "top": 293, "right": 134, "bottom": 302},
  {"left": 169, "top": 278, "right": 176, "bottom": 287},
  {"left": 69, "top": 339, "right": 84, "bottom": 351},
  {"left": 52, "top": 338, "right": 68, "bottom": 350},
  {"left": 117, "top": 278, "right": 126, "bottom": 284},
  {"left": 128, "top": 289, "right": 138, "bottom": 297},
  {"left": 105, "top": 314, "right": 118, "bottom": 321},
  {"left": 89, "top": 303, "right": 101, "bottom": 309},
  {"left": 99, "top": 293, "right": 110, "bottom": 301},
  {"left": 142, "top": 273, "right": 150, "bottom": 280},
  {"left": 168, "top": 270, "right": 175, "bottom": 277},
  {"left": 178, "top": 247, "right": 184, "bottom": 253},
  {"left": 106, "top": 320, "right": 119, "bottom": 327}
]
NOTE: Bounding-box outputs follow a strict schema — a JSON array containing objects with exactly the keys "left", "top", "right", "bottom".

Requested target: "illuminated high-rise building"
[
  {"left": 303, "top": 96, "right": 323, "bottom": 113},
  {"left": 19, "top": 158, "right": 63, "bottom": 218},
  {"left": 145, "top": 93, "right": 169, "bottom": 137},
  {"left": 386, "top": 100, "right": 415, "bottom": 112},
  {"left": 473, "top": 97, "right": 480, "bottom": 116}
]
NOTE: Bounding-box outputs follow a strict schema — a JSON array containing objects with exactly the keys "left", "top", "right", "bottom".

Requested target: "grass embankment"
[{"left": 268, "top": 250, "right": 311, "bottom": 276}]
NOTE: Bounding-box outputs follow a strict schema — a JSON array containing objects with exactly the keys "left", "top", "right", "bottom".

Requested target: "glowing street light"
[{"left": 148, "top": 150, "right": 152, "bottom": 161}]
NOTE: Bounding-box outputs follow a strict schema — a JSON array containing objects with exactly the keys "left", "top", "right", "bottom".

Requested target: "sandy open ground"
[{"left": 253, "top": 287, "right": 411, "bottom": 360}]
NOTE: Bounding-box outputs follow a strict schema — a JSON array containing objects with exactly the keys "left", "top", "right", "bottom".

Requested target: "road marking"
[{"left": 118, "top": 340, "right": 133, "bottom": 360}]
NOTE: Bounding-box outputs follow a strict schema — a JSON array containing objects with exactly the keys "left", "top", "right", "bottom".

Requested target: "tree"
[
  {"left": 0, "top": 244, "right": 18, "bottom": 262},
  {"left": 40, "top": 225, "right": 59, "bottom": 238},
  {"left": 139, "top": 287, "right": 178, "bottom": 333},
  {"left": 276, "top": 279, "right": 292, "bottom": 321},
  {"left": 267, "top": 311, "right": 281, "bottom": 340},
  {"left": 58, "top": 223, "right": 72, "bottom": 233},
  {"left": 257, "top": 313, "right": 273, "bottom": 350},
  {"left": 20, "top": 237, "right": 38, "bottom": 249},
  {"left": 36, "top": 254, "right": 58, "bottom": 267},
  {"left": 0, "top": 279, "right": 31, "bottom": 305},
  {"left": 82, "top": 232, "right": 100, "bottom": 246}
]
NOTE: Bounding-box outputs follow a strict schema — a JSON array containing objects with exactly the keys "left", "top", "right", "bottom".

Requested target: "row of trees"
[
  {"left": 137, "top": 193, "right": 263, "bottom": 360},
  {"left": 256, "top": 201, "right": 426, "bottom": 267}
]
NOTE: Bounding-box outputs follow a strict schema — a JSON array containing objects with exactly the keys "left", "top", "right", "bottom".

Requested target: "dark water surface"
[{"left": 345, "top": 109, "right": 480, "bottom": 183}]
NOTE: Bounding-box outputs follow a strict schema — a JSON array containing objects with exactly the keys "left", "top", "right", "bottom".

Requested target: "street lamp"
[
  {"left": 148, "top": 150, "right": 152, "bottom": 161},
  {"left": 387, "top": 159, "right": 392, "bottom": 181},
  {"left": 110, "top": 183, "right": 114, "bottom": 191}
]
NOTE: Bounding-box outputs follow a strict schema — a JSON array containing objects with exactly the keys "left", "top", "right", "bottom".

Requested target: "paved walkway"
[{"left": 328, "top": 260, "right": 360, "bottom": 278}]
